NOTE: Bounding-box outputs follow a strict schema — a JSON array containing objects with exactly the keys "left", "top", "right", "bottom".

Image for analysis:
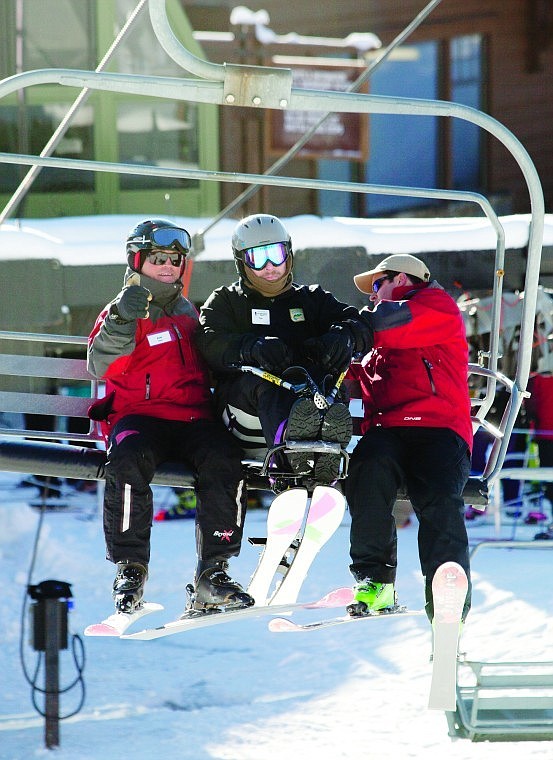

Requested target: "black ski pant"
[
  {"left": 536, "top": 438, "right": 553, "bottom": 508},
  {"left": 103, "top": 415, "right": 247, "bottom": 567},
  {"left": 344, "top": 426, "right": 472, "bottom": 621}
]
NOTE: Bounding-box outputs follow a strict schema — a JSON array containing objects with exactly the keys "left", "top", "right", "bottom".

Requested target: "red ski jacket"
[
  {"left": 88, "top": 268, "right": 213, "bottom": 440},
  {"left": 348, "top": 281, "right": 473, "bottom": 450}
]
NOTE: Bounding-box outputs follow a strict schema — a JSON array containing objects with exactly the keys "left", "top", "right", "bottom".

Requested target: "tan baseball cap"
[{"left": 353, "top": 253, "right": 431, "bottom": 293}]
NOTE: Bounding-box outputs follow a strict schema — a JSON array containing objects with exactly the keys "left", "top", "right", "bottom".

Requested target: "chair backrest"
[{"left": 0, "top": 335, "right": 101, "bottom": 442}]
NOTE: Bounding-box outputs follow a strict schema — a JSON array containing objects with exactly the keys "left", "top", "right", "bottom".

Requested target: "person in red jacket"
[
  {"left": 525, "top": 371, "right": 553, "bottom": 536},
  {"left": 88, "top": 219, "right": 253, "bottom": 616},
  {"left": 344, "top": 254, "right": 472, "bottom": 622}
]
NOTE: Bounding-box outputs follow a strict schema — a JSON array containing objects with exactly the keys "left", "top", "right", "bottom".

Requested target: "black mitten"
[
  {"left": 248, "top": 336, "right": 293, "bottom": 374},
  {"left": 113, "top": 285, "right": 152, "bottom": 322},
  {"left": 304, "top": 328, "right": 353, "bottom": 374}
]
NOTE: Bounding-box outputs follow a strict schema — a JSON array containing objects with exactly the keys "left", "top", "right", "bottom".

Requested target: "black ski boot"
[
  {"left": 112, "top": 560, "right": 148, "bottom": 614},
  {"left": 314, "top": 402, "right": 353, "bottom": 483},
  {"left": 284, "top": 397, "right": 321, "bottom": 476},
  {"left": 186, "top": 560, "right": 254, "bottom": 613}
]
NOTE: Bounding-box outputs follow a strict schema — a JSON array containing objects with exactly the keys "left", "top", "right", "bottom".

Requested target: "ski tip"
[
  {"left": 268, "top": 617, "right": 297, "bottom": 633},
  {"left": 433, "top": 562, "right": 468, "bottom": 585},
  {"left": 84, "top": 602, "right": 164, "bottom": 637},
  {"left": 303, "top": 587, "right": 354, "bottom": 608},
  {"left": 432, "top": 562, "right": 468, "bottom": 625},
  {"left": 84, "top": 623, "right": 121, "bottom": 637}
]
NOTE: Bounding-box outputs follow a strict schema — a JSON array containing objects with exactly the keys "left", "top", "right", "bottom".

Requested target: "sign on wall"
[{"left": 267, "top": 60, "right": 369, "bottom": 161}]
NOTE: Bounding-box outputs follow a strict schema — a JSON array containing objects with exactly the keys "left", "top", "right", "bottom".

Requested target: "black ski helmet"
[
  {"left": 125, "top": 218, "right": 192, "bottom": 274},
  {"left": 231, "top": 214, "right": 292, "bottom": 279}
]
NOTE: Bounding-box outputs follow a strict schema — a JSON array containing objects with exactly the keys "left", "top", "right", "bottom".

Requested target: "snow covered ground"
[{"left": 1, "top": 472, "right": 552, "bottom": 760}]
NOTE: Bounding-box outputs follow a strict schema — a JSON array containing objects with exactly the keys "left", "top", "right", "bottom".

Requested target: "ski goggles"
[
  {"left": 135, "top": 227, "right": 191, "bottom": 252},
  {"left": 242, "top": 242, "right": 289, "bottom": 270},
  {"left": 145, "top": 251, "right": 186, "bottom": 266}
]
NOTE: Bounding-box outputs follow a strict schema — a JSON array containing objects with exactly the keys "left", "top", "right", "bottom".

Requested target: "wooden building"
[
  {"left": 0, "top": 1, "right": 551, "bottom": 220},
  {"left": 186, "top": 0, "right": 553, "bottom": 218}
]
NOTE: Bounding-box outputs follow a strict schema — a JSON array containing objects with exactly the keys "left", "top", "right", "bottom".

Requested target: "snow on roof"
[{"left": 0, "top": 213, "right": 550, "bottom": 266}]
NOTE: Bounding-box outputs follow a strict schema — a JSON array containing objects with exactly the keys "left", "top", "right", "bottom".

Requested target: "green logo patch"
[{"left": 289, "top": 308, "right": 305, "bottom": 322}]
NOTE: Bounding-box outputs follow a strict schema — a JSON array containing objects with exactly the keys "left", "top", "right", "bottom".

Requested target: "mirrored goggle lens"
[
  {"left": 243, "top": 242, "right": 288, "bottom": 270},
  {"left": 145, "top": 251, "right": 185, "bottom": 266},
  {"left": 151, "top": 227, "right": 191, "bottom": 251}
]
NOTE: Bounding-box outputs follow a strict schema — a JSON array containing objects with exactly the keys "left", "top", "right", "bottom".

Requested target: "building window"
[
  {"left": 318, "top": 34, "right": 485, "bottom": 217},
  {"left": 112, "top": 0, "right": 201, "bottom": 190},
  {"left": 0, "top": 104, "right": 94, "bottom": 194},
  {"left": 364, "top": 40, "right": 439, "bottom": 216},
  {"left": 450, "top": 35, "right": 484, "bottom": 191},
  {"left": 21, "top": 0, "right": 96, "bottom": 71},
  {"left": 117, "top": 101, "right": 199, "bottom": 189}
]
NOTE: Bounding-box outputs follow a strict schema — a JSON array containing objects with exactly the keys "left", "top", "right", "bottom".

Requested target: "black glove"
[
  {"left": 247, "top": 337, "right": 293, "bottom": 374},
  {"left": 112, "top": 285, "right": 152, "bottom": 322},
  {"left": 304, "top": 328, "right": 353, "bottom": 375}
]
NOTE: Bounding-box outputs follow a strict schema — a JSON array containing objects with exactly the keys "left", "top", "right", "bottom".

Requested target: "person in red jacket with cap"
[
  {"left": 88, "top": 218, "right": 253, "bottom": 617},
  {"left": 344, "top": 253, "right": 472, "bottom": 623}
]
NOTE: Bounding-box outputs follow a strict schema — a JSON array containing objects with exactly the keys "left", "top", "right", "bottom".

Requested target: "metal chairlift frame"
[
  {"left": 0, "top": 0, "right": 549, "bottom": 741},
  {"left": 0, "top": 0, "right": 544, "bottom": 490}
]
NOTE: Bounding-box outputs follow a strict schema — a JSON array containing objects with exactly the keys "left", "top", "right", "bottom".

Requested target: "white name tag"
[
  {"left": 252, "top": 308, "right": 270, "bottom": 325},
  {"left": 147, "top": 330, "right": 173, "bottom": 346}
]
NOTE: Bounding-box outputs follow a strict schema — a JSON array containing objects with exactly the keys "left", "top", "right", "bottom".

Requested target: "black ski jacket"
[{"left": 196, "top": 278, "right": 372, "bottom": 379}]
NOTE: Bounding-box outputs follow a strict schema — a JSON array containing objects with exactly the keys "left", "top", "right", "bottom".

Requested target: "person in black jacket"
[{"left": 196, "top": 214, "right": 372, "bottom": 486}]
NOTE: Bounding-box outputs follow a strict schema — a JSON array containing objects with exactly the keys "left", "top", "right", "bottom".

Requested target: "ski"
[
  {"left": 427, "top": 561, "right": 468, "bottom": 711},
  {"left": 268, "top": 605, "right": 423, "bottom": 632},
  {"left": 246, "top": 488, "right": 309, "bottom": 604},
  {"left": 84, "top": 602, "right": 164, "bottom": 637},
  {"left": 121, "top": 587, "right": 353, "bottom": 641},
  {"left": 267, "top": 485, "right": 346, "bottom": 605}
]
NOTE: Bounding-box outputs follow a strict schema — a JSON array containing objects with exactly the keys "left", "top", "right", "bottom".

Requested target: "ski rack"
[{"left": 0, "top": 0, "right": 545, "bottom": 495}]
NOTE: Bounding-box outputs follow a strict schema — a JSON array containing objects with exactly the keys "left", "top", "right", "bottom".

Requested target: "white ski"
[
  {"left": 268, "top": 485, "right": 346, "bottom": 605},
  {"left": 427, "top": 561, "right": 468, "bottom": 711},
  {"left": 84, "top": 602, "right": 164, "bottom": 637},
  {"left": 246, "top": 488, "right": 308, "bottom": 604},
  {"left": 121, "top": 587, "right": 353, "bottom": 641},
  {"left": 268, "top": 606, "right": 423, "bottom": 632}
]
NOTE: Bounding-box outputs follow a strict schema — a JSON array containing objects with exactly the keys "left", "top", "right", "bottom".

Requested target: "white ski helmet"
[{"left": 232, "top": 214, "right": 292, "bottom": 277}]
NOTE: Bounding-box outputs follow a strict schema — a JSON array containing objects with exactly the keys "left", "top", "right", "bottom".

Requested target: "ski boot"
[
  {"left": 314, "top": 402, "right": 353, "bottom": 483},
  {"left": 284, "top": 397, "right": 321, "bottom": 476},
  {"left": 112, "top": 560, "right": 148, "bottom": 614},
  {"left": 347, "top": 579, "right": 397, "bottom": 617},
  {"left": 534, "top": 522, "right": 553, "bottom": 540},
  {"left": 184, "top": 560, "right": 255, "bottom": 615}
]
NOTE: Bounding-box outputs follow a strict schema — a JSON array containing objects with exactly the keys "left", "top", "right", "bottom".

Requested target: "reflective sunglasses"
[
  {"left": 145, "top": 251, "right": 186, "bottom": 266},
  {"left": 135, "top": 227, "right": 191, "bottom": 252},
  {"left": 243, "top": 242, "right": 289, "bottom": 270},
  {"left": 372, "top": 275, "right": 391, "bottom": 293}
]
